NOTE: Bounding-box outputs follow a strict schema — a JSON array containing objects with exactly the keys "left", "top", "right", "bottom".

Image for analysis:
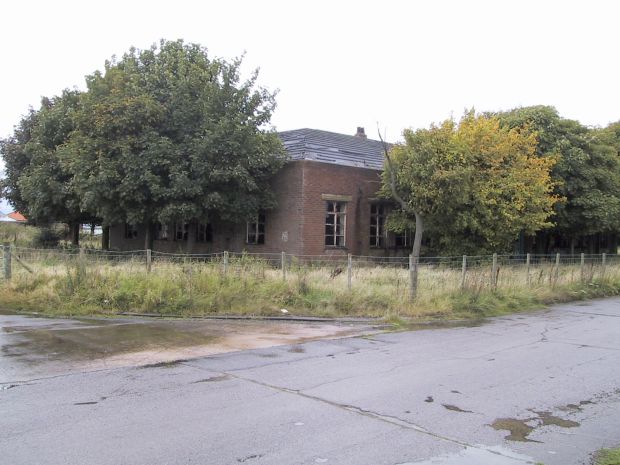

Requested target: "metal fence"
[{"left": 2, "top": 242, "right": 617, "bottom": 300}]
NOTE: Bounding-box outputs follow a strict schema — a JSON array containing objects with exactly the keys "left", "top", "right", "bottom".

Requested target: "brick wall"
[{"left": 109, "top": 160, "right": 410, "bottom": 256}]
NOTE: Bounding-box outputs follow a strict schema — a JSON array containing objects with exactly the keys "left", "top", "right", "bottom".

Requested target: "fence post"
[
  {"left": 554, "top": 253, "right": 560, "bottom": 286},
  {"left": 347, "top": 254, "right": 352, "bottom": 290},
  {"left": 2, "top": 243, "right": 11, "bottom": 281},
  {"left": 601, "top": 253, "right": 606, "bottom": 279},
  {"left": 146, "top": 249, "right": 152, "bottom": 273},
  {"left": 281, "top": 251, "right": 286, "bottom": 281},
  {"left": 461, "top": 255, "right": 467, "bottom": 289},
  {"left": 408, "top": 254, "right": 418, "bottom": 301},
  {"left": 223, "top": 251, "right": 229, "bottom": 275},
  {"left": 526, "top": 253, "right": 531, "bottom": 286},
  {"left": 580, "top": 253, "right": 585, "bottom": 282},
  {"left": 491, "top": 253, "right": 498, "bottom": 289}
]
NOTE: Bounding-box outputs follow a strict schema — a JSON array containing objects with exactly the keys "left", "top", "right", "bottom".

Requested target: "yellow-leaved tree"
[{"left": 381, "top": 111, "right": 559, "bottom": 298}]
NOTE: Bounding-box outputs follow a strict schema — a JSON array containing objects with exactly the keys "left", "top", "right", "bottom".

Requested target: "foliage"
[
  {"left": 32, "top": 227, "right": 62, "bottom": 248},
  {"left": 64, "top": 39, "right": 286, "bottom": 234},
  {"left": 0, "top": 90, "right": 97, "bottom": 246},
  {"left": 594, "top": 448, "right": 620, "bottom": 465},
  {"left": 495, "top": 106, "right": 620, "bottom": 238},
  {"left": 383, "top": 111, "right": 559, "bottom": 254},
  {"left": 0, "top": 108, "right": 40, "bottom": 215}
]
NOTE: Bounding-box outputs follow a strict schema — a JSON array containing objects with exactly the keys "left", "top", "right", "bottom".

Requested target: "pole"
[
  {"left": 461, "top": 255, "right": 467, "bottom": 289},
  {"left": 409, "top": 254, "right": 418, "bottom": 301},
  {"left": 347, "top": 253, "right": 352, "bottom": 290},
  {"left": 580, "top": 253, "right": 585, "bottom": 283},
  {"left": 223, "top": 251, "right": 229, "bottom": 275},
  {"left": 554, "top": 252, "right": 560, "bottom": 286},
  {"left": 491, "top": 253, "right": 498, "bottom": 289},
  {"left": 281, "top": 251, "right": 286, "bottom": 281},
  {"left": 602, "top": 253, "right": 606, "bottom": 279},
  {"left": 2, "top": 243, "right": 11, "bottom": 281},
  {"left": 146, "top": 249, "right": 152, "bottom": 273},
  {"left": 526, "top": 253, "right": 531, "bottom": 286}
]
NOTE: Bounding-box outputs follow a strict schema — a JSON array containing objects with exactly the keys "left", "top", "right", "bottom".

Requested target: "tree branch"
[{"left": 377, "top": 125, "right": 410, "bottom": 213}]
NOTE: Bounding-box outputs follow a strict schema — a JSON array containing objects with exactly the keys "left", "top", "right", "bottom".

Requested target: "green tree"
[
  {"left": 496, "top": 106, "right": 620, "bottom": 252},
  {"left": 381, "top": 112, "right": 558, "bottom": 297},
  {"left": 1, "top": 90, "right": 95, "bottom": 245},
  {"left": 65, "top": 40, "right": 286, "bottom": 250},
  {"left": 0, "top": 108, "right": 39, "bottom": 216}
]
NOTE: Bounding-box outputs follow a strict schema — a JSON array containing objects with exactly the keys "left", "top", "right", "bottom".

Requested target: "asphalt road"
[{"left": 2, "top": 299, "right": 620, "bottom": 465}]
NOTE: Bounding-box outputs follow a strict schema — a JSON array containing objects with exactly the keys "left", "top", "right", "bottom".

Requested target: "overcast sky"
[{"left": 1, "top": 0, "right": 619, "bottom": 211}]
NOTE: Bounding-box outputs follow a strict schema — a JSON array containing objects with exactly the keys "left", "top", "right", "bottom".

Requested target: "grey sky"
[{"left": 1, "top": 0, "right": 619, "bottom": 211}]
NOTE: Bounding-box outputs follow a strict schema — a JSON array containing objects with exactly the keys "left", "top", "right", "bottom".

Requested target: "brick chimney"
[{"left": 354, "top": 127, "right": 367, "bottom": 139}]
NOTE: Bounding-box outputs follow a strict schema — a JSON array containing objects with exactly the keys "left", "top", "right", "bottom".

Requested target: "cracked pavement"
[{"left": 2, "top": 298, "right": 620, "bottom": 464}]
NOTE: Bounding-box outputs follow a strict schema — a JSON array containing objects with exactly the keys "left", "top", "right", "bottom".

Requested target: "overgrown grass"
[
  {"left": 2, "top": 255, "right": 620, "bottom": 319},
  {"left": 594, "top": 448, "right": 620, "bottom": 465}
]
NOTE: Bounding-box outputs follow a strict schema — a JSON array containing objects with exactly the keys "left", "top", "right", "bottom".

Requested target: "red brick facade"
[{"left": 110, "top": 158, "right": 411, "bottom": 256}]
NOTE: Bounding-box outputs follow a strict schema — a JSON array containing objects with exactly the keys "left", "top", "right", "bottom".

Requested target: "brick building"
[{"left": 109, "top": 127, "right": 410, "bottom": 256}]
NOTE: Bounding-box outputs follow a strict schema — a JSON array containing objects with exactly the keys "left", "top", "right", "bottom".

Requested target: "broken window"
[
  {"left": 124, "top": 223, "right": 138, "bottom": 239},
  {"left": 370, "top": 204, "right": 385, "bottom": 247},
  {"left": 325, "top": 201, "right": 346, "bottom": 247},
  {"left": 196, "top": 223, "right": 213, "bottom": 243},
  {"left": 395, "top": 230, "right": 412, "bottom": 248},
  {"left": 174, "top": 222, "right": 189, "bottom": 241},
  {"left": 246, "top": 213, "right": 265, "bottom": 245},
  {"left": 155, "top": 222, "right": 168, "bottom": 240}
]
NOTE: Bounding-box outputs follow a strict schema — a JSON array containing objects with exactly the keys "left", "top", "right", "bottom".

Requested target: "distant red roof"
[{"left": 7, "top": 212, "right": 27, "bottom": 222}]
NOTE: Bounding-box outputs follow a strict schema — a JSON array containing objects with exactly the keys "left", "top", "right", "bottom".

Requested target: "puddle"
[
  {"left": 536, "top": 411, "right": 580, "bottom": 428},
  {"left": 491, "top": 418, "right": 540, "bottom": 442},
  {"left": 396, "top": 444, "right": 535, "bottom": 464},
  {"left": 492, "top": 409, "right": 580, "bottom": 442},
  {"left": 0, "top": 314, "right": 373, "bottom": 380}
]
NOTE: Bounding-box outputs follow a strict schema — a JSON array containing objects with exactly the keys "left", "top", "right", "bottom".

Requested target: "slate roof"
[{"left": 278, "top": 128, "right": 386, "bottom": 171}]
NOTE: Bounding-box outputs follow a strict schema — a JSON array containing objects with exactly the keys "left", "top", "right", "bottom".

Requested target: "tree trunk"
[
  {"left": 570, "top": 236, "right": 575, "bottom": 256},
  {"left": 102, "top": 226, "right": 110, "bottom": 250},
  {"left": 409, "top": 213, "right": 424, "bottom": 300},
  {"left": 71, "top": 222, "right": 80, "bottom": 247},
  {"left": 144, "top": 220, "right": 153, "bottom": 251},
  {"left": 187, "top": 221, "right": 197, "bottom": 254}
]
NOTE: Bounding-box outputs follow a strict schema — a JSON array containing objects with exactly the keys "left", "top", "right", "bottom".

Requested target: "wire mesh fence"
[{"left": 2, "top": 244, "right": 618, "bottom": 298}]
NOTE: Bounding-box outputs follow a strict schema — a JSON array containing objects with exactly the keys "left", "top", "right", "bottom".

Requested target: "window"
[
  {"left": 196, "top": 223, "right": 213, "bottom": 243},
  {"left": 370, "top": 204, "right": 386, "bottom": 247},
  {"left": 325, "top": 201, "right": 346, "bottom": 247},
  {"left": 395, "top": 230, "right": 412, "bottom": 248},
  {"left": 246, "top": 213, "right": 265, "bottom": 245},
  {"left": 124, "top": 223, "right": 138, "bottom": 239},
  {"left": 155, "top": 223, "right": 168, "bottom": 240},
  {"left": 174, "top": 223, "right": 188, "bottom": 241}
]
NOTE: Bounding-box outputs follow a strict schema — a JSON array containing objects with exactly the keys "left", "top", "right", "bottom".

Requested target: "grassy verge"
[
  {"left": 594, "top": 448, "right": 620, "bottom": 465},
  {"left": 2, "top": 258, "right": 620, "bottom": 319}
]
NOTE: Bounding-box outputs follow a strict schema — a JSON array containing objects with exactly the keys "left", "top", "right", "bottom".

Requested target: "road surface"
[{"left": 1, "top": 299, "right": 620, "bottom": 464}]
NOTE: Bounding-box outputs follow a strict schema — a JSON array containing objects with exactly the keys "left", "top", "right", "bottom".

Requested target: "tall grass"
[{"left": 2, "top": 252, "right": 620, "bottom": 319}]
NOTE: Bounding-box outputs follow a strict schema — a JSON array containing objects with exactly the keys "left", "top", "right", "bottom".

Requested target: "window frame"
[
  {"left": 124, "top": 223, "right": 138, "bottom": 239},
  {"left": 174, "top": 222, "right": 189, "bottom": 241},
  {"left": 369, "top": 204, "right": 386, "bottom": 248},
  {"left": 325, "top": 201, "right": 347, "bottom": 247},
  {"left": 155, "top": 222, "right": 168, "bottom": 241},
  {"left": 395, "top": 229, "right": 412, "bottom": 249},
  {"left": 196, "top": 223, "right": 213, "bottom": 243},
  {"left": 246, "top": 213, "right": 266, "bottom": 245}
]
